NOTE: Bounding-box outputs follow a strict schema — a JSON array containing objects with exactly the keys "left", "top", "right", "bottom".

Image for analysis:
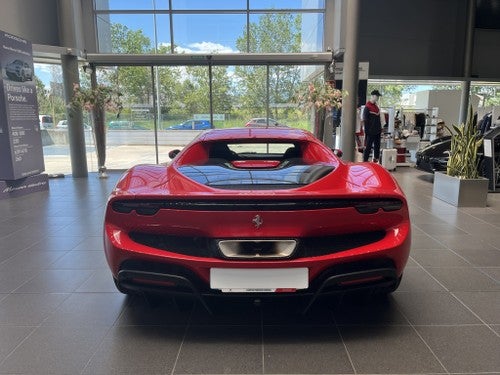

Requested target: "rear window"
[
  {"left": 41, "top": 116, "right": 53, "bottom": 123},
  {"left": 226, "top": 143, "right": 296, "bottom": 156}
]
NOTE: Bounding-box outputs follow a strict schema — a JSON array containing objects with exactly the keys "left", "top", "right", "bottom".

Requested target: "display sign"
[
  {"left": 0, "top": 173, "right": 48, "bottom": 200},
  {"left": 0, "top": 30, "right": 45, "bottom": 180}
]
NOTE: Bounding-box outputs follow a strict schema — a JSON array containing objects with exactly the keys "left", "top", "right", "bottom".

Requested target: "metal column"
[
  {"left": 459, "top": 0, "right": 476, "bottom": 125},
  {"left": 61, "top": 54, "right": 88, "bottom": 177},
  {"left": 58, "top": 0, "right": 87, "bottom": 176},
  {"left": 339, "top": 0, "right": 360, "bottom": 162}
]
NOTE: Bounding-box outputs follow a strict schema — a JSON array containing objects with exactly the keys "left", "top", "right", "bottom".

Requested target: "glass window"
[
  {"left": 155, "top": 14, "right": 172, "bottom": 53},
  {"left": 172, "top": 0, "right": 246, "bottom": 10},
  {"left": 97, "top": 14, "right": 156, "bottom": 53},
  {"left": 249, "top": 0, "right": 324, "bottom": 10},
  {"left": 248, "top": 13, "right": 323, "bottom": 53},
  {"left": 95, "top": 0, "right": 169, "bottom": 11},
  {"left": 173, "top": 14, "right": 246, "bottom": 53},
  {"left": 270, "top": 64, "right": 323, "bottom": 132},
  {"left": 227, "top": 143, "right": 296, "bottom": 155},
  {"left": 210, "top": 66, "right": 234, "bottom": 128},
  {"left": 300, "top": 12, "right": 324, "bottom": 52},
  {"left": 94, "top": 66, "right": 158, "bottom": 170},
  {"left": 155, "top": 65, "right": 211, "bottom": 158},
  {"left": 232, "top": 65, "right": 267, "bottom": 121}
]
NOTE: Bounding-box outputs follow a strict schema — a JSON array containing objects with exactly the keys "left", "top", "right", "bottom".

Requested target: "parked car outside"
[
  {"left": 245, "top": 118, "right": 287, "bottom": 128},
  {"left": 167, "top": 119, "right": 212, "bottom": 130},
  {"left": 5, "top": 59, "right": 33, "bottom": 81},
  {"left": 39, "top": 115, "right": 54, "bottom": 129}
]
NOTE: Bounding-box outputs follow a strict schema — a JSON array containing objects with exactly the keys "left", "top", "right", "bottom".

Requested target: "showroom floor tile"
[{"left": 0, "top": 168, "right": 498, "bottom": 374}]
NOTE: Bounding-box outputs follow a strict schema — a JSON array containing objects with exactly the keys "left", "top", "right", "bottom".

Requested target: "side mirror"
[
  {"left": 332, "top": 149, "right": 343, "bottom": 157},
  {"left": 168, "top": 149, "right": 180, "bottom": 159}
]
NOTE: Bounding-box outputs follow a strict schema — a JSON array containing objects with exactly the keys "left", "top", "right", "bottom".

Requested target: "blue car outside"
[{"left": 168, "top": 119, "right": 212, "bottom": 130}]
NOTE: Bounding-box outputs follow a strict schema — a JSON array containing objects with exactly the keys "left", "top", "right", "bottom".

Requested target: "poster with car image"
[{"left": 0, "top": 29, "right": 45, "bottom": 180}]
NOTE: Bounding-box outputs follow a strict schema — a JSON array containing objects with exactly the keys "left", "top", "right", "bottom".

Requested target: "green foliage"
[
  {"left": 110, "top": 23, "right": 151, "bottom": 53},
  {"left": 104, "top": 16, "right": 309, "bottom": 128},
  {"left": 432, "top": 84, "right": 500, "bottom": 107},
  {"left": 235, "top": 13, "right": 302, "bottom": 118},
  {"left": 107, "top": 24, "right": 153, "bottom": 105},
  {"left": 367, "top": 84, "right": 416, "bottom": 107},
  {"left": 34, "top": 74, "right": 66, "bottom": 123},
  {"left": 446, "top": 106, "right": 482, "bottom": 179}
]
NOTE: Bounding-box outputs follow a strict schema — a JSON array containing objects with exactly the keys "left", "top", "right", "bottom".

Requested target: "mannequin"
[{"left": 362, "top": 90, "right": 383, "bottom": 162}]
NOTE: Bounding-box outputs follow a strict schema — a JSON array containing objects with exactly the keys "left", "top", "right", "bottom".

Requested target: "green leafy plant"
[{"left": 446, "top": 106, "right": 482, "bottom": 179}]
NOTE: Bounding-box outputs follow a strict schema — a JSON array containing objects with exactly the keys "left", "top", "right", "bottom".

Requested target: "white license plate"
[{"left": 210, "top": 268, "right": 308, "bottom": 293}]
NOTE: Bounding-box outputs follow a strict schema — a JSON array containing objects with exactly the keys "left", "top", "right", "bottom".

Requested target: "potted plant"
[
  {"left": 432, "top": 106, "right": 489, "bottom": 207},
  {"left": 70, "top": 83, "right": 122, "bottom": 178}
]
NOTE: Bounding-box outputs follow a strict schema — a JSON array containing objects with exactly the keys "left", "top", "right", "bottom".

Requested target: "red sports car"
[{"left": 104, "top": 128, "right": 411, "bottom": 310}]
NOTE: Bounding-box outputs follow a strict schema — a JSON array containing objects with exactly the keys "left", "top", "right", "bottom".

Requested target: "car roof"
[{"left": 198, "top": 127, "right": 314, "bottom": 142}]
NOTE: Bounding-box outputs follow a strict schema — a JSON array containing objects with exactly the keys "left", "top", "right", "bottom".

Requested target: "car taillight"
[
  {"left": 354, "top": 199, "right": 403, "bottom": 214},
  {"left": 112, "top": 201, "right": 163, "bottom": 215}
]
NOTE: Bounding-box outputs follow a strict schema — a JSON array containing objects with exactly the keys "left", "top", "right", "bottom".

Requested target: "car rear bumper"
[
  {"left": 104, "top": 221, "right": 411, "bottom": 304},
  {"left": 116, "top": 261, "right": 400, "bottom": 312}
]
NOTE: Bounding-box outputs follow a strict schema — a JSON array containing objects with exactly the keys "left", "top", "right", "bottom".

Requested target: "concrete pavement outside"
[{"left": 43, "top": 144, "right": 183, "bottom": 175}]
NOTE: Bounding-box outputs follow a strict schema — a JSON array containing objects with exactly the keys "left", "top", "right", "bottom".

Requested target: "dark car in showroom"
[
  {"left": 416, "top": 130, "right": 500, "bottom": 175},
  {"left": 415, "top": 136, "right": 452, "bottom": 173},
  {"left": 167, "top": 119, "right": 212, "bottom": 130}
]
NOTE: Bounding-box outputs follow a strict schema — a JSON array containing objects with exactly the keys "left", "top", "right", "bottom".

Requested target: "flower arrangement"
[
  {"left": 69, "top": 83, "right": 122, "bottom": 178},
  {"left": 296, "top": 82, "right": 346, "bottom": 111},
  {"left": 70, "top": 83, "right": 123, "bottom": 114}
]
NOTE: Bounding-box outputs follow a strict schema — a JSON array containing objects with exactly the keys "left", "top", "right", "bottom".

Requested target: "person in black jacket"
[{"left": 362, "top": 90, "right": 383, "bottom": 162}]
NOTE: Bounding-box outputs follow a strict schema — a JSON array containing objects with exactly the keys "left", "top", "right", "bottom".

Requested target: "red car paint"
[{"left": 104, "top": 128, "right": 411, "bottom": 296}]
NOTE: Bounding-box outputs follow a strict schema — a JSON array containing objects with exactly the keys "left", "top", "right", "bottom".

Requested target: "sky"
[
  {"left": 96, "top": 0, "right": 323, "bottom": 53},
  {"left": 36, "top": 1, "right": 325, "bottom": 87}
]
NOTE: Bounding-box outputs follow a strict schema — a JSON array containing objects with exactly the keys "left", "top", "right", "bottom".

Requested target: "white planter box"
[{"left": 433, "top": 171, "right": 489, "bottom": 207}]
